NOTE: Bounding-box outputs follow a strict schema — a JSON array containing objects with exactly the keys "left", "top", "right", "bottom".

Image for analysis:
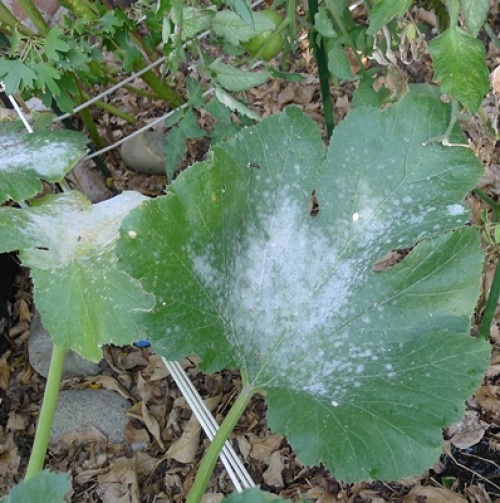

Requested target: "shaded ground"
[{"left": 1, "top": 1, "right": 500, "bottom": 501}]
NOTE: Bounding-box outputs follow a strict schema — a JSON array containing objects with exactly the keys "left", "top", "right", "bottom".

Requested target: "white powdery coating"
[
  {"left": 1, "top": 134, "right": 83, "bottom": 178},
  {"left": 446, "top": 204, "right": 466, "bottom": 216},
  {"left": 190, "top": 194, "right": 381, "bottom": 399},
  {"left": 28, "top": 191, "right": 147, "bottom": 265}
]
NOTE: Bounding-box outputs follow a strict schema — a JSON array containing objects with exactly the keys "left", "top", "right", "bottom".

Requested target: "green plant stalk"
[
  {"left": 107, "top": 77, "right": 162, "bottom": 100},
  {"left": 307, "top": 0, "right": 334, "bottom": 138},
  {"left": 0, "top": 1, "right": 34, "bottom": 36},
  {"left": 473, "top": 189, "right": 500, "bottom": 214},
  {"left": 134, "top": 63, "right": 184, "bottom": 108},
  {"left": 24, "top": 344, "right": 66, "bottom": 479},
  {"left": 58, "top": 0, "right": 99, "bottom": 19},
  {"left": 484, "top": 23, "right": 500, "bottom": 49},
  {"left": 79, "top": 93, "right": 136, "bottom": 124},
  {"left": 80, "top": 106, "right": 105, "bottom": 147},
  {"left": 186, "top": 386, "right": 253, "bottom": 503},
  {"left": 479, "top": 258, "right": 500, "bottom": 340},
  {"left": 17, "top": 0, "right": 49, "bottom": 35}
]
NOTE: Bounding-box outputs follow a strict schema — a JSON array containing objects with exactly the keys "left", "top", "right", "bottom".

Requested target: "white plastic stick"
[
  {"left": 1, "top": 82, "right": 33, "bottom": 133},
  {"left": 162, "top": 358, "right": 255, "bottom": 492},
  {"left": 52, "top": 56, "right": 167, "bottom": 122}
]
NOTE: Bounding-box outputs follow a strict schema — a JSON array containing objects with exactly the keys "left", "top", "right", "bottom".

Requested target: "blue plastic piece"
[{"left": 133, "top": 339, "right": 151, "bottom": 348}]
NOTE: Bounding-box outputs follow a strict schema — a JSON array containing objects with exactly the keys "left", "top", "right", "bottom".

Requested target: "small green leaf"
[
  {"left": 324, "top": 0, "right": 350, "bottom": 18},
  {"left": 0, "top": 59, "right": 37, "bottom": 94},
  {"left": 268, "top": 68, "right": 305, "bottom": 82},
  {"left": 3, "top": 470, "right": 70, "bottom": 503},
  {"left": 314, "top": 6, "right": 337, "bottom": 38},
  {"left": 428, "top": 27, "right": 489, "bottom": 113},
  {"left": 100, "top": 10, "right": 124, "bottom": 32},
  {"left": 205, "top": 96, "right": 232, "bottom": 123},
  {"left": 225, "top": 0, "right": 254, "bottom": 27},
  {"left": 210, "top": 59, "right": 270, "bottom": 92},
  {"left": 179, "top": 109, "right": 205, "bottom": 138},
  {"left": 214, "top": 86, "right": 262, "bottom": 121},
  {"left": 212, "top": 10, "right": 274, "bottom": 45},
  {"left": 367, "top": 0, "right": 413, "bottom": 35},
  {"left": 171, "top": 6, "right": 215, "bottom": 41},
  {"left": 0, "top": 191, "right": 154, "bottom": 361},
  {"left": 326, "top": 41, "right": 356, "bottom": 81},
  {"left": 44, "top": 26, "right": 70, "bottom": 60},
  {"left": 117, "top": 88, "right": 489, "bottom": 482},
  {"left": 352, "top": 75, "right": 388, "bottom": 107},
  {"left": 0, "top": 120, "right": 88, "bottom": 203},
  {"left": 165, "top": 126, "right": 187, "bottom": 180},
  {"left": 32, "top": 62, "right": 61, "bottom": 95},
  {"left": 460, "top": 0, "right": 489, "bottom": 37}
]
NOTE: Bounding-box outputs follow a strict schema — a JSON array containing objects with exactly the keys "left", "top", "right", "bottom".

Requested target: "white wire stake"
[
  {"left": 82, "top": 87, "right": 215, "bottom": 161},
  {"left": 53, "top": 56, "right": 167, "bottom": 123},
  {"left": 162, "top": 358, "right": 256, "bottom": 492},
  {"left": 1, "top": 82, "right": 33, "bottom": 133}
]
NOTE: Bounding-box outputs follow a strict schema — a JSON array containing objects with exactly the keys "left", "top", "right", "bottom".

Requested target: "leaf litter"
[{"left": 1, "top": 2, "right": 500, "bottom": 501}]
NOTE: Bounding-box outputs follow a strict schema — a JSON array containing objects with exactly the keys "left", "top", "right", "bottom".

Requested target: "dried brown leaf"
[
  {"left": 263, "top": 450, "right": 285, "bottom": 487},
  {"left": 404, "top": 484, "right": 467, "bottom": 503},
  {"left": 249, "top": 433, "right": 284, "bottom": 463}
]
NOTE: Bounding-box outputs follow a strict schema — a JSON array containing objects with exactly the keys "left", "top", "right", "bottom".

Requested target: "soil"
[{"left": 1, "top": 1, "right": 500, "bottom": 502}]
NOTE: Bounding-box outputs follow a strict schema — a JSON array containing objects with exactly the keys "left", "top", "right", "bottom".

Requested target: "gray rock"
[
  {"left": 120, "top": 131, "right": 167, "bottom": 175},
  {"left": 50, "top": 389, "right": 130, "bottom": 444},
  {"left": 66, "top": 159, "right": 112, "bottom": 203},
  {"left": 28, "top": 310, "right": 105, "bottom": 379}
]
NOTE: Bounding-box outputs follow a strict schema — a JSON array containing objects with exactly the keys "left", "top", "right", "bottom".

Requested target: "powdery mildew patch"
[{"left": 189, "top": 187, "right": 395, "bottom": 402}]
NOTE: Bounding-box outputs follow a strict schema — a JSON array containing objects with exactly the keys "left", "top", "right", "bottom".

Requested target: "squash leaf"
[{"left": 117, "top": 88, "right": 489, "bottom": 482}]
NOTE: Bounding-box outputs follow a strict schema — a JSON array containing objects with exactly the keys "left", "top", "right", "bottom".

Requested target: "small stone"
[
  {"left": 50, "top": 389, "right": 130, "bottom": 444},
  {"left": 120, "top": 131, "right": 167, "bottom": 175},
  {"left": 28, "top": 310, "right": 105, "bottom": 379}
]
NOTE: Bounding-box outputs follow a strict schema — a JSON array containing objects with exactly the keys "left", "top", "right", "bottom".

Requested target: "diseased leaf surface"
[
  {"left": 0, "top": 119, "right": 88, "bottom": 204},
  {"left": 117, "top": 89, "right": 489, "bottom": 482},
  {"left": 0, "top": 191, "right": 154, "bottom": 361}
]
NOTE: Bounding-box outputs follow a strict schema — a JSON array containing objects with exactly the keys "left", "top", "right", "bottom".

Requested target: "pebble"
[
  {"left": 50, "top": 389, "right": 130, "bottom": 444},
  {"left": 28, "top": 310, "right": 105, "bottom": 379},
  {"left": 120, "top": 131, "right": 167, "bottom": 175}
]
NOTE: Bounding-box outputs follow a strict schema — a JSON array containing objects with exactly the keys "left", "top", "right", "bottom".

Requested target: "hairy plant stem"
[
  {"left": 25, "top": 344, "right": 66, "bottom": 479},
  {"left": 0, "top": 2, "right": 34, "bottom": 36},
  {"left": 17, "top": 0, "right": 49, "bottom": 35},
  {"left": 480, "top": 258, "right": 500, "bottom": 340},
  {"left": 307, "top": 0, "right": 334, "bottom": 138},
  {"left": 107, "top": 77, "right": 162, "bottom": 100},
  {"left": 186, "top": 386, "right": 253, "bottom": 503},
  {"left": 80, "top": 91, "right": 136, "bottom": 124},
  {"left": 473, "top": 189, "right": 500, "bottom": 214},
  {"left": 133, "top": 61, "right": 184, "bottom": 108}
]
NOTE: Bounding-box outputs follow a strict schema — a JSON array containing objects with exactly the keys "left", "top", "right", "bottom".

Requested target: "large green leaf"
[
  {"left": 0, "top": 191, "right": 154, "bottom": 361},
  {"left": 223, "top": 488, "right": 289, "bottom": 503},
  {"left": 428, "top": 27, "right": 490, "bottom": 113},
  {"left": 0, "top": 118, "right": 88, "bottom": 204},
  {"left": 2, "top": 470, "right": 70, "bottom": 503},
  {"left": 117, "top": 88, "right": 489, "bottom": 482}
]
